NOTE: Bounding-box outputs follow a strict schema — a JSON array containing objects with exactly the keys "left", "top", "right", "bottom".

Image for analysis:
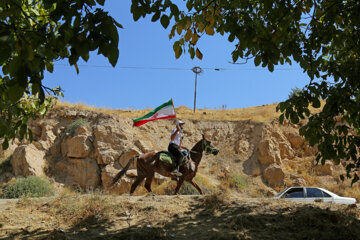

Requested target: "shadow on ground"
[{"left": 1, "top": 197, "right": 360, "bottom": 240}]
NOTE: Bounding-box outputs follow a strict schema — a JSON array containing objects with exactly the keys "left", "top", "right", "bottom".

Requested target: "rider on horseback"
[{"left": 169, "top": 120, "right": 189, "bottom": 177}]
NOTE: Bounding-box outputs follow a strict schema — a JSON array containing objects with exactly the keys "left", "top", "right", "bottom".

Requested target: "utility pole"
[{"left": 192, "top": 66, "right": 203, "bottom": 113}]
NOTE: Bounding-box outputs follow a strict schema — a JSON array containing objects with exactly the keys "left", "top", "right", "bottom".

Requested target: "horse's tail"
[{"left": 112, "top": 155, "right": 138, "bottom": 186}]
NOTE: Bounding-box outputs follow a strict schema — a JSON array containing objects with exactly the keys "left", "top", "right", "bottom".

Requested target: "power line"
[{"left": 54, "top": 63, "right": 301, "bottom": 71}]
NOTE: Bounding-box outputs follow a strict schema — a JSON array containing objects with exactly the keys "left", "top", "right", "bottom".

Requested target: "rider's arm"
[
  {"left": 180, "top": 144, "right": 189, "bottom": 151},
  {"left": 170, "top": 127, "right": 179, "bottom": 141}
]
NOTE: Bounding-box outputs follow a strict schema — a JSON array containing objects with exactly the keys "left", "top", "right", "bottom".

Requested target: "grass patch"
[
  {"left": 65, "top": 118, "right": 89, "bottom": 135},
  {"left": 220, "top": 173, "right": 248, "bottom": 192},
  {"left": 1, "top": 176, "right": 55, "bottom": 199}
]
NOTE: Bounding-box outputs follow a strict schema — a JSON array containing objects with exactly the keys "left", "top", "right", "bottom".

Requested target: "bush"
[
  {"left": 66, "top": 118, "right": 89, "bottom": 135},
  {"left": 1, "top": 176, "right": 55, "bottom": 199},
  {"left": 288, "top": 87, "right": 303, "bottom": 99},
  {"left": 230, "top": 174, "right": 248, "bottom": 192}
]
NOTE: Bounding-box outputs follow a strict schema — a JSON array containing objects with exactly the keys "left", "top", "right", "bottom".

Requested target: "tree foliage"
[
  {"left": 0, "top": 0, "right": 121, "bottom": 148},
  {"left": 130, "top": 0, "right": 360, "bottom": 183}
]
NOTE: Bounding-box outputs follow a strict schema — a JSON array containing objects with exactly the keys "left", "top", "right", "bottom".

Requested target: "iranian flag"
[{"left": 133, "top": 99, "right": 176, "bottom": 127}]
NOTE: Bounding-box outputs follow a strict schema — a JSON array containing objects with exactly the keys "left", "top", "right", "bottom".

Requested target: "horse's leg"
[
  {"left": 174, "top": 177, "right": 185, "bottom": 195},
  {"left": 188, "top": 179, "right": 203, "bottom": 195},
  {"left": 144, "top": 172, "right": 154, "bottom": 192},
  {"left": 130, "top": 176, "right": 145, "bottom": 194}
]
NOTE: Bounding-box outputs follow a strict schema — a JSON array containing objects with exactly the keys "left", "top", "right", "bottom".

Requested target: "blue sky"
[{"left": 44, "top": 1, "right": 310, "bottom": 110}]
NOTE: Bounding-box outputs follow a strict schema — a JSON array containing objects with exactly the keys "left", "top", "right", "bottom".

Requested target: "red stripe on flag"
[{"left": 133, "top": 115, "right": 176, "bottom": 127}]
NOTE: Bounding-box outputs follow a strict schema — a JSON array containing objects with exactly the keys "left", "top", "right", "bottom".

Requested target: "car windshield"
[{"left": 274, "top": 189, "right": 287, "bottom": 198}]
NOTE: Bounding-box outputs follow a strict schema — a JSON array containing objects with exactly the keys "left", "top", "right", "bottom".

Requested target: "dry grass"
[
  {"left": 152, "top": 173, "right": 216, "bottom": 195},
  {"left": 48, "top": 194, "right": 111, "bottom": 226},
  {"left": 55, "top": 99, "right": 325, "bottom": 123}
]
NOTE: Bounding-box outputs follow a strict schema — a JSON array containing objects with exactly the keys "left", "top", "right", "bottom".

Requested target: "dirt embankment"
[{"left": 0, "top": 194, "right": 360, "bottom": 240}]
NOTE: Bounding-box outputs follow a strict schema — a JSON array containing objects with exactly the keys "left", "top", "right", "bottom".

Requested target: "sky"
[{"left": 44, "top": 1, "right": 311, "bottom": 110}]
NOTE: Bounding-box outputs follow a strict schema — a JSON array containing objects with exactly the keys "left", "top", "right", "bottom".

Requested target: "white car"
[{"left": 273, "top": 187, "right": 357, "bottom": 205}]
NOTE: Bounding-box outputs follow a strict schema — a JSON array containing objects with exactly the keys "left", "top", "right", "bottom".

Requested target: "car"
[{"left": 272, "top": 187, "right": 357, "bottom": 205}]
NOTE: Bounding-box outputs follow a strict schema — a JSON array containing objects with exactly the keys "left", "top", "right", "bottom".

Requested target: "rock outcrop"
[{"left": 2, "top": 106, "right": 339, "bottom": 194}]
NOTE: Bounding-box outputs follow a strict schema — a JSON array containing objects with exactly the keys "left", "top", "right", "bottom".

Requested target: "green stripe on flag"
[{"left": 133, "top": 99, "right": 175, "bottom": 123}]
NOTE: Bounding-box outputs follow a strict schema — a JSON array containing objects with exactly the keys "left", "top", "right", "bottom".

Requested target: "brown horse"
[{"left": 112, "top": 135, "right": 219, "bottom": 195}]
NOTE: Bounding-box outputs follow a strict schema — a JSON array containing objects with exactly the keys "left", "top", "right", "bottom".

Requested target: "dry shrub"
[
  {"left": 327, "top": 181, "right": 360, "bottom": 200},
  {"left": 203, "top": 191, "right": 229, "bottom": 213},
  {"left": 219, "top": 172, "right": 248, "bottom": 193},
  {"left": 46, "top": 194, "right": 113, "bottom": 227}
]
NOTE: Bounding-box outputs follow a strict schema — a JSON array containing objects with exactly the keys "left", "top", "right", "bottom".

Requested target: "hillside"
[{"left": 0, "top": 102, "right": 359, "bottom": 239}]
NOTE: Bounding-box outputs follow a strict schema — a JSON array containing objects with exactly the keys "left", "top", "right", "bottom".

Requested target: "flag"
[{"left": 133, "top": 99, "right": 176, "bottom": 127}]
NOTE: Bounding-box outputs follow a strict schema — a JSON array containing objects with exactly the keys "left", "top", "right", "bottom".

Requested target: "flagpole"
[{"left": 171, "top": 98, "right": 178, "bottom": 121}]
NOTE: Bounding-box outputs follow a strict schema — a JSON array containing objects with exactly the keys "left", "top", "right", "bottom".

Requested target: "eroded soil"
[{"left": 0, "top": 194, "right": 359, "bottom": 240}]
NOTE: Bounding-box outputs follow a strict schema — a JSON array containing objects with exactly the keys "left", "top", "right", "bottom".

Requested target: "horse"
[{"left": 112, "top": 134, "right": 219, "bottom": 195}]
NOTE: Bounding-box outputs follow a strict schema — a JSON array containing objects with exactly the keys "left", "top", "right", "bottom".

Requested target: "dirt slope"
[{"left": 0, "top": 194, "right": 359, "bottom": 240}]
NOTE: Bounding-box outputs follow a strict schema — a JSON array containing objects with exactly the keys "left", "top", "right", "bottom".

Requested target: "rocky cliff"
[{"left": 1, "top": 106, "right": 349, "bottom": 196}]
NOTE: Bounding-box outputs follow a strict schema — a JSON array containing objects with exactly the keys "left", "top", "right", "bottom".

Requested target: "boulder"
[
  {"left": 289, "top": 174, "right": 306, "bottom": 186},
  {"left": 279, "top": 142, "right": 295, "bottom": 160},
  {"left": 258, "top": 139, "right": 281, "bottom": 166},
  {"left": 135, "top": 139, "right": 152, "bottom": 153},
  {"left": 101, "top": 163, "right": 122, "bottom": 189},
  {"left": 95, "top": 142, "right": 122, "bottom": 165},
  {"left": 289, "top": 135, "right": 305, "bottom": 149},
  {"left": 119, "top": 149, "right": 140, "bottom": 169},
  {"left": 11, "top": 144, "right": 46, "bottom": 177},
  {"left": 263, "top": 164, "right": 285, "bottom": 188},
  {"left": 55, "top": 158, "right": 100, "bottom": 189},
  {"left": 101, "top": 163, "right": 134, "bottom": 194},
  {"left": 62, "top": 135, "right": 92, "bottom": 158}
]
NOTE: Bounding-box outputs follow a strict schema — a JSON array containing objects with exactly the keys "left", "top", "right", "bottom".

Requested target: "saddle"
[{"left": 158, "top": 150, "right": 189, "bottom": 167}]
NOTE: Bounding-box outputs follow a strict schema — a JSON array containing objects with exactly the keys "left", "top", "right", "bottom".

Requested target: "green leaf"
[
  {"left": 108, "top": 48, "right": 119, "bottom": 67},
  {"left": 45, "top": 62, "right": 54, "bottom": 73},
  {"left": 279, "top": 114, "right": 284, "bottom": 124},
  {"left": 196, "top": 48, "right": 203, "bottom": 60},
  {"left": 7, "top": 84, "right": 25, "bottom": 102},
  {"left": 290, "top": 112, "right": 299, "bottom": 124},
  {"left": 340, "top": 174, "right": 344, "bottom": 181},
  {"left": 74, "top": 63, "right": 79, "bottom": 74},
  {"left": 254, "top": 55, "right": 261, "bottom": 66},
  {"left": 160, "top": 15, "right": 170, "bottom": 29},
  {"left": 189, "top": 47, "right": 195, "bottom": 59},
  {"left": 312, "top": 98, "right": 321, "bottom": 108},
  {"left": 205, "top": 26, "right": 215, "bottom": 35},
  {"left": 152, "top": 12, "right": 161, "bottom": 22},
  {"left": 351, "top": 174, "right": 359, "bottom": 186},
  {"left": 39, "top": 87, "right": 45, "bottom": 103},
  {"left": 268, "top": 63, "right": 274, "bottom": 72},
  {"left": 2, "top": 139, "right": 8, "bottom": 150},
  {"left": 96, "top": 0, "right": 105, "bottom": 6},
  {"left": 278, "top": 101, "right": 289, "bottom": 112},
  {"left": 232, "top": 51, "right": 238, "bottom": 63},
  {"left": 170, "top": 4, "right": 180, "bottom": 16}
]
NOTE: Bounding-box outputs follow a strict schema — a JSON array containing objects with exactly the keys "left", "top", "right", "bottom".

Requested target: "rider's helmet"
[{"left": 176, "top": 120, "right": 185, "bottom": 126}]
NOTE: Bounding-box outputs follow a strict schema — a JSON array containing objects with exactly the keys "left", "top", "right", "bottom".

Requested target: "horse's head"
[{"left": 202, "top": 134, "right": 219, "bottom": 155}]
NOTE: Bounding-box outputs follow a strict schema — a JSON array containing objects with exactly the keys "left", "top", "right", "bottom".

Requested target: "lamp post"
[{"left": 192, "top": 66, "right": 203, "bottom": 113}]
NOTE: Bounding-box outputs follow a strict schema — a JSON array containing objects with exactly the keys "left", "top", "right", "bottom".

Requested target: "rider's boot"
[{"left": 171, "top": 160, "right": 182, "bottom": 177}]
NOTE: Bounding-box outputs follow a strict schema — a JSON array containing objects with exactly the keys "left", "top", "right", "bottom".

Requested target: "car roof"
[{"left": 282, "top": 187, "right": 338, "bottom": 196}]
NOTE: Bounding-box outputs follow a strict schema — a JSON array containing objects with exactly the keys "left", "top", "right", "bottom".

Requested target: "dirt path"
[{"left": 0, "top": 194, "right": 359, "bottom": 240}]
